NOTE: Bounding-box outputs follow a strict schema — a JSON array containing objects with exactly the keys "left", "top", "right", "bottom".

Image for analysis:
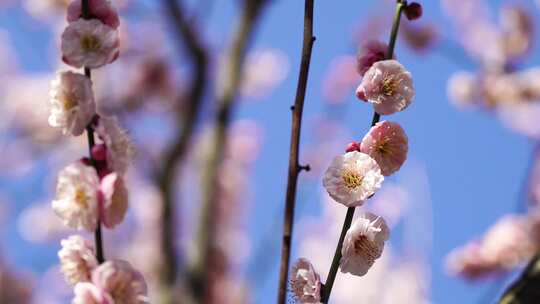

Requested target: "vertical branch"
[
  {"left": 320, "top": 1, "right": 405, "bottom": 302},
  {"left": 158, "top": 0, "right": 208, "bottom": 302},
  {"left": 81, "top": 0, "right": 105, "bottom": 265},
  {"left": 276, "top": 0, "right": 315, "bottom": 303},
  {"left": 191, "top": 0, "right": 268, "bottom": 302}
]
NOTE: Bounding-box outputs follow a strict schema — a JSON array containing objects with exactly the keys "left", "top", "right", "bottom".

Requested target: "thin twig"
[
  {"left": 191, "top": 1, "right": 269, "bottom": 302},
  {"left": 320, "top": 1, "right": 406, "bottom": 302},
  {"left": 276, "top": 0, "right": 315, "bottom": 303},
  {"left": 157, "top": 0, "right": 208, "bottom": 301},
  {"left": 80, "top": 0, "right": 106, "bottom": 265}
]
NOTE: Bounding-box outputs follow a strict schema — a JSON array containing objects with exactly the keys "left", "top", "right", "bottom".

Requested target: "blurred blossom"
[
  {"left": 58, "top": 235, "right": 98, "bottom": 286},
  {"left": 52, "top": 161, "right": 101, "bottom": 231},
  {"left": 442, "top": 0, "right": 504, "bottom": 68},
  {"left": 498, "top": 103, "right": 540, "bottom": 139},
  {"left": 447, "top": 71, "right": 478, "bottom": 108},
  {"left": 304, "top": 116, "right": 352, "bottom": 176},
  {"left": 446, "top": 215, "right": 536, "bottom": 279},
  {"left": 226, "top": 120, "right": 263, "bottom": 165},
  {"left": 95, "top": 115, "right": 135, "bottom": 176},
  {"left": 3, "top": 74, "right": 61, "bottom": 144},
  {"left": 356, "top": 40, "right": 388, "bottom": 77},
  {"left": 322, "top": 55, "right": 360, "bottom": 104},
  {"left": 499, "top": 6, "right": 533, "bottom": 62},
  {"left": 100, "top": 173, "right": 128, "bottom": 229},
  {"left": 379, "top": 261, "right": 430, "bottom": 304},
  {"left": 240, "top": 49, "right": 289, "bottom": 99},
  {"left": 86, "top": 260, "right": 147, "bottom": 303},
  {"left": 23, "top": 0, "right": 71, "bottom": 21},
  {"left": 67, "top": 0, "right": 120, "bottom": 29},
  {"left": 61, "top": 19, "right": 120, "bottom": 69},
  {"left": 48, "top": 71, "right": 96, "bottom": 136},
  {"left": 18, "top": 202, "right": 70, "bottom": 242},
  {"left": 401, "top": 20, "right": 438, "bottom": 53}
]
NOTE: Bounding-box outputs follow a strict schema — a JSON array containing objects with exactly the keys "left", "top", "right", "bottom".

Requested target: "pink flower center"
[
  {"left": 342, "top": 170, "right": 363, "bottom": 189},
  {"left": 81, "top": 35, "right": 101, "bottom": 53}
]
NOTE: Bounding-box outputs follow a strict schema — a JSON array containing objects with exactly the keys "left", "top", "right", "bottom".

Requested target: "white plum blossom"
[
  {"left": 49, "top": 71, "right": 96, "bottom": 136},
  {"left": 91, "top": 260, "right": 148, "bottom": 303},
  {"left": 58, "top": 235, "right": 98, "bottom": 285},
  {"left": 356, "top": 60, "right": 415, "bottom": 115},
  {"left": 340, "top": 212, "right": 389, "bottom": 276},
  {"left": 100, "top": 172, "right": 128, "bottom": 229},
  {"left": 52, "top": 161, "right": 100, "bottom": 231},
  {"left": 61, "top": 19, "right": 119, "bottom": 69},
  {"left": 290, "top": 258, "right": 322, "bottom": 304},
  {"left": 323, "top": 151, "right": 384, "bottom": 207},
  {"left": 95, "top": 116, "right": 134, "bottom": 176}
]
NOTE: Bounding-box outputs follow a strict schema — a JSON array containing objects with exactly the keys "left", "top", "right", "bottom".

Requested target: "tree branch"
[
  {"left": 276, "top": 1, "right": 315, "bottom": 303},
  {"left": 157, "top": 0, "right": 209, "bottom": 302},
  {"left": 190, "top": 1, "right": 269, "bottom": 302}
]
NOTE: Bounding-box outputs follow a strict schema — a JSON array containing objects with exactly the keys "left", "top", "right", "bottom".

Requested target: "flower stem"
[
  {"left": 81, "top": 0, "right": 105, "bottom": 265},
  {"left": 276, "top": 0, "right": 315, "bottom": 303},
  {"left": 320, "top": 2, "right": 405, "bottom": 302}
]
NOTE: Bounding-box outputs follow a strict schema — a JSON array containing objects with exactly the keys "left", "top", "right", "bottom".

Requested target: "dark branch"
[{"left": 276, "top": 1, "right": 315, "bottom": 302}]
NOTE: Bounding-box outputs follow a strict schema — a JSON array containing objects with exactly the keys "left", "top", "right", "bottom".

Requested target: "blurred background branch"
[{"left": 157, "top": 0, "right": 208, "bottom": 302}]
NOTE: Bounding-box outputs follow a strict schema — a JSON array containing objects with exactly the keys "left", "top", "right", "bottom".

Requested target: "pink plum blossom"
[
  {"left": 360, "top": 121, "right": 408, "bottom": 176},
  {"left": 67, "top": 0, "right": 120, "bottom": 29},
  {"left": 445, "top": 215, "right": 536, "bottom": 279},
  {"left": 49, "top": 71, "right": 96, "bottom": 136},
  {"left": 323, "top": 151, "right": 384, "bottom": 207},
  {"left": 52, "top": 161, "right": 100, "bottom": 231},
  {"left": 357, "top": 60, "right": 415, "bottom": 115},
  {"left": 290, "top": 258, "right": 322, "bottom": 304},
  {"left": 340, "top": 212, "right": 389, "bottom": 276},
  {"left": 357, "top": 40, "right": 388, "bottom": 76},
  {"left": 61, "top": 19, "right": 119, "bottom": 69},
  {"left": 99, "top": 172, "right": 128, "bottom": 229},
  {"left": 95, "top": 116, "right": 134, "bottom": 176},
  {"left": 91, "top": 260, "right": 148, "bottom": 303},
  {"left": 73, "top": 282, "right": 113, "bottom": 304},
  {"left": 58, "top": 235, "right": 98, "bottom": 285}
]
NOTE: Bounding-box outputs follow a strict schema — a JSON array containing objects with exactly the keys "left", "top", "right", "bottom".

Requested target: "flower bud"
[
  {"left": 91, "top": 144, "right": 107, "bottom": 161},
  {"left": 346, "top": 141, "right": 361, "bottom": 153},
  {"left": 405, "top": 2, "right": 423, "bottom": 21}
]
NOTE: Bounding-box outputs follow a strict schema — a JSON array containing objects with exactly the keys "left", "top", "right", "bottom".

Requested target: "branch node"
[
  {"left": 290, "top": 105, "right": 295, "bottom": 111},
  {"left": 299, "top": 164, "right": 311, "bottom": 172}
]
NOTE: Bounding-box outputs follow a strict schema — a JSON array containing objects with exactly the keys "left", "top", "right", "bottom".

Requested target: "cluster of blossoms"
[
  {"left": 47, "top": 0, "right": 147, "bottom": 303},
  {"left": 445, "top": 4, "right": 535, "bottom": 111},
  {"left": 445, "top": 214, "right": 540, "bottom": 279},
  {"left": 289, "top": 2, "right": 420, "bottom": 302}
]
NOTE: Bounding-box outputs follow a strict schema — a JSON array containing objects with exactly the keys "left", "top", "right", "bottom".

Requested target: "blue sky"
[{"left": 1, "top": 0, "right": 539, "bottom": 303}]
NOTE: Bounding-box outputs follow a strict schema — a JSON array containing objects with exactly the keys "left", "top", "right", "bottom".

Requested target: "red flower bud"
[
  {"left": 405, "top": 2, "right": 423, "bottom": 21},
  {"left": 346, "top": 141, "right": 361, "bottom": 153}
]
